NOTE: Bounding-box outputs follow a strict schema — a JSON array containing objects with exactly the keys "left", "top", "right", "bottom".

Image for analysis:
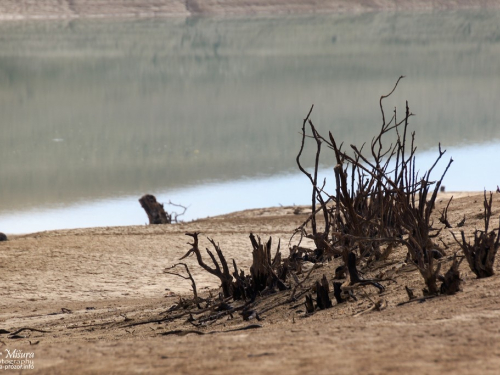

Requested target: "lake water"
[{"left": 1, "top": 10, "right": 499, "bottom": 234}]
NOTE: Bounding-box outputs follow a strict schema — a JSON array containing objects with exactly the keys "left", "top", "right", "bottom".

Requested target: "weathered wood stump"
[
  {"left": 139, "top": 194, "right": 170, "bottom": 224},
  {"left": 346, "top": 252, "right": 385, "bottom": 292},
  {"left": 333, "top": 282, "right": 346, "bottom": 304},
  {"left": 316, "top": 274, "right": 332, "bottom": 309},
  {"left": 305, "top": 294, "right": 315, "bottom": 314},
  {"left": 249, "top": 233, "right": 286, "bottom": 293},
  {"left": 439, "top": 256, "right": 463, "bottom": 295}
]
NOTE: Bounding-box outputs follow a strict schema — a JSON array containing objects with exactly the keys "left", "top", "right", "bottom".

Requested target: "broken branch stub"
[
  {"left": 305, "top": 294, "right": 315, "bottom": 314},
  {"left": 316, "top": 274, "right": 332, "bottom": 310},
  {"left": 333, "top": 282, "right": 346, "bottom": 304}
]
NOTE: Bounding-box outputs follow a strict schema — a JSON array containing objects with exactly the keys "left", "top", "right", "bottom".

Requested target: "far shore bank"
[{"left": 1, "top": 0, "right": 499, "bottom": 21}]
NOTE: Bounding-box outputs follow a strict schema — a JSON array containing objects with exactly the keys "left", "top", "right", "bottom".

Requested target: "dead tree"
[
  {"left": 181, "top": 233, "right": 234, "bottom": 298},
  {"left": 295, "top": 104, "right": 337, "bottom": 260},
  {"left": 451, "top": 191, "right": 500, "bottom": 278},
  {"left": 139, "top": 195, "right": 187, "bottom": 224},
  {"left": 394, "top": 139, "right": 452, "bottom": 295},
  {"left": 294, "top": 76, "right": 454, "bottom": 296},
  {"left": 294, "top": 77, "right": 415, "bottom": 263},
  {"left": 179, "top": 233, "right": 288, "bottom": 300},
  {"left": 139, "top": 194, "right": 170, "bottom": 224}
]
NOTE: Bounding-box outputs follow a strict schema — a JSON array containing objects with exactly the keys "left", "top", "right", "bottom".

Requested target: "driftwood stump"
[{"left": 139, "top": 194, "right": 170, "bottom": 224}]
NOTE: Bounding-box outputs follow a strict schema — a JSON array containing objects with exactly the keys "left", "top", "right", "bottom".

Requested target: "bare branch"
[{"left": 164, "top": 263, "right": 201, "bottom": 308}]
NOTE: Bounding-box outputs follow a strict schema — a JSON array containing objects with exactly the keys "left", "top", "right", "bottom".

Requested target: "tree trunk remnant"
[
  {"left": 333, "top": 282, "right": 346, "bottom": 304},
  {"left": 346, "top": 252, "right": 385, "bottom": 292},
  {"left": 439, "top": 255, "right": 463, "bottom": 295},
  {"left": 249, "top": 233, "right": 287, "bottom": 292},
  {"left": 139, "top": 194, "right": 170, "bottom": 224},
  {"left": 305, "top": 294, "right": 315, "bottom": 314},
  {"left": 316, "top": 275, "right": 332, "bottom": 310}
]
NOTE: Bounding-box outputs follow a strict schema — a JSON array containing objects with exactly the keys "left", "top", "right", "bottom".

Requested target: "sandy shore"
[
  {"left": 2, "top": 2, "right": 499, "bottom": 372},
  {"left": 1, "top": 0, "right": 499, "bottom": 20},
  {"left": 1, "top": 192, "right": 500, "bottom": 374}
]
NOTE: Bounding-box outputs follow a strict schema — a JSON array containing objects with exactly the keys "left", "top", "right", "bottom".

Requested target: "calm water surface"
[{"left": 1, "top": 11, "right": 499, "bottom": 234}]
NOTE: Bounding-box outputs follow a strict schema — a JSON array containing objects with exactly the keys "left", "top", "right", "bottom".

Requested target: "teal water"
[{"left": 1, "top": 11, "right": 499, "bottom": 234}]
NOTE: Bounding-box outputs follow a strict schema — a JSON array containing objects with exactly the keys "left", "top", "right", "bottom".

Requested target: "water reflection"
[{"left": 1, "top": 11, "right": 500, "bottom": 233}]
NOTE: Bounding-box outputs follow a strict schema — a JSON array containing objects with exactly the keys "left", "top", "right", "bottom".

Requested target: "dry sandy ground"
[
  {"left": 2, "top": 3, "right": 500, "bottom": 374},
  {"left": 1, "top": 0, "right": 499, "bottom": 20},
  {"left": 1, "top": 192, "right": 500, "bottom": 374}
]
